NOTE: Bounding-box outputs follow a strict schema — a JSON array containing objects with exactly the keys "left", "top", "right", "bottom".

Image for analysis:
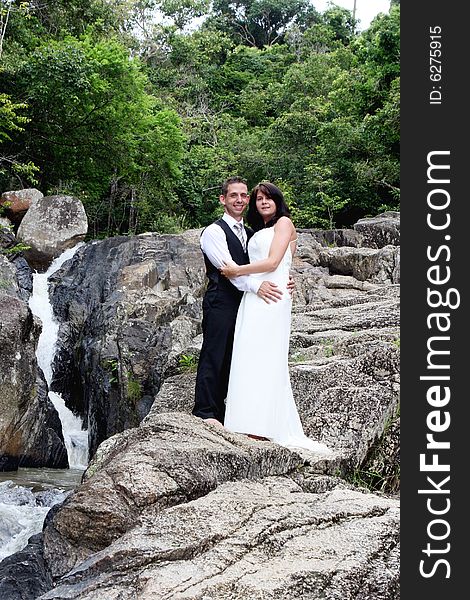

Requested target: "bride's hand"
[{"left": 220, "top": 260, "right": 240, "bottom": 278}]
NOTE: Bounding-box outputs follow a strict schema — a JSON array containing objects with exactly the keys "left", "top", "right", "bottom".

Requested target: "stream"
[{"left": 0, "top": 245, "right": 88, "bottom": 562}]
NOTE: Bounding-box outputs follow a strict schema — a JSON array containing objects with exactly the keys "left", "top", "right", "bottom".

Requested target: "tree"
[
  {"left": 159, "top": 0, "right": 210, "bottom": 29},
  {"left": 0, "top": 92, "right": 38, "bottom": 186},
  {"left": 207, "top": 0, "right": 316, "bottom": 48},
  {"left": 320, "top": 4, "right": 356, "bottom": 45},
  {"left": 6, "top": 34, "right": 184, "bottom": 235},
  {"left": 0, "top": 0, "right": 13, "bottom": 60},
  {"left": 1, "top": 0, "right": 400, "bottom": 234}
]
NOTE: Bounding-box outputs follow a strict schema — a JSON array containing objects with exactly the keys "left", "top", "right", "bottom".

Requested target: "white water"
[
  {"left": 0, "top": 470, "right": 81, "bottom": 562},
  {"left": 28, "top": 244, "right": 89, "bottom": 470},
  {"left": 0, "top": 479, "right": 69, "bottom": 562},
  {"left": 0, "top": 246, "right": 88, "bottom": 564}
]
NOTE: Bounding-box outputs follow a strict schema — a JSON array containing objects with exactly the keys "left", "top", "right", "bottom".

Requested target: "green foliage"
[
  {"left": 208, "top": 0, "right": 318, "bottom": 48},
  {"left": 289, "top": 350, "right": 308, "bottom": 364},
  {"left": 0, "top": 93, "right": 39, "bottom": 185},
  {"left": 178, "top": 353, "right": 198, "bottom": 372},
  {"left": 0, "top": 0, "right": 400, "bottom": 236},
  {"left": 322, "top": 339, "right": 334, "bottom": 358},
  {"left": 150, "top": 211, "right": 189, "bottom": 234},
  {"left": 127, "top": 374, "right": 142, "bottom": 403},
  {"left": 102, "top": 358, "right": 119, "bottom": 383},
  {"left": 3, "top": 34, "right": 184, "bottom": 234},
  {"left": 0, "top": 240, "right": 31, "bottom": 255},
  {"left": 160, "top": 0, "right": 210, "bottom": 29},
  {"left": 346, "top": 465, "right": 400, "bottom": 494},
  {"left": 0, "top": 93, "right": 28, "bottom": 141},
  {"left": 345, "top": 405, "right": 400, "bottom": 494}
]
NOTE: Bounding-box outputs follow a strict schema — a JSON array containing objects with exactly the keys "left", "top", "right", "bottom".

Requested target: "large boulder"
[
  {"left": 353, "top": 211, "right": 400, "bottom": 248},
  {"left": 16, "top": 195, "right": 88, "bottom": 271},
  {"left": 0, "top": 188, "right": 43, "bottom": 227},
  {"left": 38, "top": 413, "right": 399, "bottom": 599},
  {"left": 47, "top": 232, "right": 206, "bottom": 458},
  {"left": 296, "top": 234, "right": 400, "bottom": 284},
  {"left": 0, "top": 256, "right": 37, "bottom": 467}
]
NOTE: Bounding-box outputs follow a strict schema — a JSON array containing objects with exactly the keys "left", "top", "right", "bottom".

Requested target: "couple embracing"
[{"left": 192, "top": 176, "right": 331, "bottom": 453}]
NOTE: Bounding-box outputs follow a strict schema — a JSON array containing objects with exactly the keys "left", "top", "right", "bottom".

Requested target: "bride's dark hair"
[{"left": 246, "top": 182, "right": 291, "bottom": 231}]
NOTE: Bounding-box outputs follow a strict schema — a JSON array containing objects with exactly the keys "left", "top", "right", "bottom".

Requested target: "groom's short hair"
[{"left": 221, "top": 176, "right": 247, "bottom": 197}]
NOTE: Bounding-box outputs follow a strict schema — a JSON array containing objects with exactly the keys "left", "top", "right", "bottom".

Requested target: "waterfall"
[{"left": 28, "top": 245, "right": 89, "bottom": 470}]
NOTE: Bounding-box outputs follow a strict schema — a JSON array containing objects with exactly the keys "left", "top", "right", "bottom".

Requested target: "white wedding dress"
[{"left": 224, "top": 227, "right": 332, "bottom": 453}]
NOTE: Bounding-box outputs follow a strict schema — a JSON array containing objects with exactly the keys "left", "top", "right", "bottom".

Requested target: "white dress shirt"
[{"left": 200, "top": 213, "right": 261, "bottom": 294}]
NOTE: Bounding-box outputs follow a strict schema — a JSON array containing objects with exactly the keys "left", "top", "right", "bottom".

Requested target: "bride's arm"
[{"left": 220, "top": 217, "right": 294, "bottom": 278}]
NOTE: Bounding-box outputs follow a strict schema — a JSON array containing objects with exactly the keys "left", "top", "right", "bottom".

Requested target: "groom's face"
[{"left": 220, "top": 182, "right": 249, "bottom": 221}]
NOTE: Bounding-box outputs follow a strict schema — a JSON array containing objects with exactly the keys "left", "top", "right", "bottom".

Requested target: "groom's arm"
[
  {"left": 201, "top": 225, "right": 282, "bottom": 301},
  {"left": 201, "top": 225, "right": 259, "bottom": 293}
]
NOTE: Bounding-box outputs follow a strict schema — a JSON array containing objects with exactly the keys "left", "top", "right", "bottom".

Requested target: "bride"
[{"left": 220, "top": 182, "right": 332, "bottom": 454}]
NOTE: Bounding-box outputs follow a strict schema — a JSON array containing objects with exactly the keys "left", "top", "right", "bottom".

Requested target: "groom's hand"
[
  {"left": 257, "top": 281, "right": 283, "bottom": 304},
  {"left": 287, "top": 274, "right": 295, "bottom": 296}
]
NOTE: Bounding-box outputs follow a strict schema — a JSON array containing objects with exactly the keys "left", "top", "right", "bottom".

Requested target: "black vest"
[{"left": 202, "top": 218, "right": 254, "bottom": 309}]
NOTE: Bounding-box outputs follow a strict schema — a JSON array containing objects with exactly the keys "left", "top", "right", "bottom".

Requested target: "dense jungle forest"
[{"left": 0, "top": 0, "right": 399, "bottom": 238}]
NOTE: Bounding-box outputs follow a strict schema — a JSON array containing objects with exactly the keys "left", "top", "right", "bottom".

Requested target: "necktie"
[{"left": 233, "top": 222, "right": 246, "bottom": 251}]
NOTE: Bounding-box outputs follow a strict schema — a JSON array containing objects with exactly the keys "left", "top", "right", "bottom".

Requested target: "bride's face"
[{"left": 256, "top": 192, "right": 276, "bottom": 223}]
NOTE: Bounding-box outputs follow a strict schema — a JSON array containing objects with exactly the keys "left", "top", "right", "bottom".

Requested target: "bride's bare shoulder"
[
  {"left": 274, "top": 216, "right": 294, "bottom": 230},
  {"left": 274, "top": 216, "right": 295, "bottom": 238}
]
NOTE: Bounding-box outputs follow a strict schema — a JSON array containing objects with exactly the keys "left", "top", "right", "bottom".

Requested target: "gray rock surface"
[
  {"left": 48, "top": 232, "right": 206, "bottom": 458},
  {"left": 0, "top": 211, "right": 400, "bottom": 598},
  {"left": 17, "top": 195, "right": 88, "bottom": 270},
  {"left": 0, "top": 533, "right": 53, "bottom": 600},
  {"left": 39, "top": 413, "right": 399, "bottom": 600},
  {"left": 353, "top": 211, "right": 400, "bottom": 248}
]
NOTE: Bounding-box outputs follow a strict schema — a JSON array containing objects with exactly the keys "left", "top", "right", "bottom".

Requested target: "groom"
[{"left": 192, "top": 176, "right": 288, "bottom": 426}]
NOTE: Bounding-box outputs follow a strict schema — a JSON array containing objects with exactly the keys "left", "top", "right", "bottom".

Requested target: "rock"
[
  {"left": 41, "top": 478, "right": 398, "bottom": 599},
  {"left": 0, "top": 533, "right": 53, "bottom": 600},
  {"left": 10, "top": 255, "right": 33, "bottom": 301},
  {"left": 42, "top": 412, "right": 307, "bottom": 579},
  {"left": 150, "top": 372, "right": 198, "bottom": 415},
  {"left": 297, "top": 227, "right": 363, "bottom": 247},
  {"left": 0, "top": 188, "right": 43, "bottom": 227},
  {"left": 0, "top": 220, "right": 15, "bottom": 250},
  {"left": 353, "top": 211, "right": 400, "bottom": 248},
  {"left": 47, "top": 233, "right": 205, "bottom": 458},
  {"left": 0, "top": 223, "right": 33, "bottom": 300},
  {"left": 0, "top": 255, "right": 67, "bottom": 471},
  {"left": 0, "top": 258, "right": 37, "bottom": 470},
  {"left": 38, "top": 414, "right": 398, "bottom": 600},
  {"left": 15, "top": 369, "right": 69, "bottom": 469},
  {"left": 317, "top": 245, "right": 400, "bottom": 284},
  {"left": 295, "top": 234, "right": 400, "bottom": 284},
  {"left": 16, "top": 195, "right": 88, "bottom": 271},
  {"left": 0, "top": 252, "right": 19, "bottom": 296},
  {"left": 0, "top": 216, "right": 12, "bottom": 230}
]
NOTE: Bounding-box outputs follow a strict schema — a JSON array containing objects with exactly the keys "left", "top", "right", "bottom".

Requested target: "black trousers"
[{"left": 193, "top": 295, "right": 240, "bottom": 423}]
